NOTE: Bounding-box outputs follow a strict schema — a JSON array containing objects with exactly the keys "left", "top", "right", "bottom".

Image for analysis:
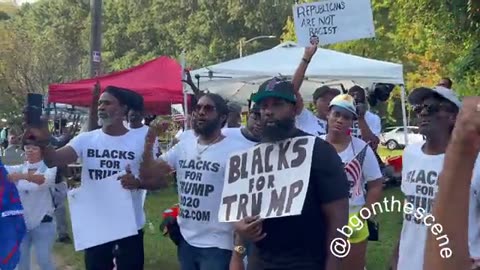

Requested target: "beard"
[
  {"left": 262, "top": 118, "right": 295, "bottom": 142},
  {"left": 193, "top": 118, "right": 220, "bottom": 137}
]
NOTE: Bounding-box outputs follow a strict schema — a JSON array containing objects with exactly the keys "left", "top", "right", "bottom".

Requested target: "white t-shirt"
[
  {"left": 469, "top": 157, "right": 480, "bottom": 259},
  {"left": 6, "top": 161, "right": 57, "bottom": 230},
  {"left": 398, "top": 143, "right": 480, "bottom": 269},
  {"left": 351, "top": 111, "right": 381, "bottom": 138},
  {"left": 161, "top": 135, "right": 252, "bottom": 250},
  {"left": 68, "top": 129, "right": 146, "bottom": 230},
  {"left": 222, "top": 128, "right": 258, "bottom": 147},
  {"left": 177, "top": 129, "right": 196, "bottom": 141},
  {"left": 128, "top": 125, "right": 160, "bottom": 157},
  {"left": 320, "top": 136, "right": 381, "bottom": 213},
  {"left": 295, "top": 109, "right": 328, "bottom": 136}
]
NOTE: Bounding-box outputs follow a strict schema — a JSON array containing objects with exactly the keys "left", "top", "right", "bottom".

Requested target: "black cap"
[
  {"left": 252, "top": 78, "right": 296, "bottom": 104},
  {"left": 312, "top": 86, "right": 340, "bottom": 101}
]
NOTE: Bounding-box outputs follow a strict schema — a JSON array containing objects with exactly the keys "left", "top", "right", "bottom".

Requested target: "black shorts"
[{"left": 84, "top": 230, "right": 144, "bottom": 270}]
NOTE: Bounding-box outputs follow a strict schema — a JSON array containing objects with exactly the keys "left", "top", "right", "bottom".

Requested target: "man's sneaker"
[{"left": 57, "top": 235, "right": 72, "bottom": 243}]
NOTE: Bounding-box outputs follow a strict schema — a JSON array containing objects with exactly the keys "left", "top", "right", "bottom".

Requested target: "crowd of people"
[{"left": 0, "top": 42, "right": 478, "bottom": 270}]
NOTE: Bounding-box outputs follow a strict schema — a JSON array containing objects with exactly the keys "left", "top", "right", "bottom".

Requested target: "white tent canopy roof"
[{"left": 190, "top": 42, "right": 404, "bottom": 104}]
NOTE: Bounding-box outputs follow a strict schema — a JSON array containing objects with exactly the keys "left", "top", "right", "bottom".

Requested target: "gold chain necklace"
[{"left": 196, "top": 134, "right": 222, "bottom": 160}]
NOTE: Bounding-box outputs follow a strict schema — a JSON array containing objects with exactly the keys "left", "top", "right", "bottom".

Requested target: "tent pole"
[
  {"left": 180, "top": 52, "right": 188, "bottom": 131},
  {"left": 400, "top": 85, "right": 409, "bottom": 146}
]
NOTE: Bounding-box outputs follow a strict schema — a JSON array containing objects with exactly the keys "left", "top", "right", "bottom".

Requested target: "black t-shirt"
[{"left": 248, "top": 129, "right": 349, "bottom": 270}]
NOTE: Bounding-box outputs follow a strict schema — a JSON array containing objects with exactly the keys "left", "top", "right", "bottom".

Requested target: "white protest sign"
[
  {"left": 293, "top": 0, "right": 375, "bottom": 46},
  {"left": 68, "top": 171, "right": 138, "bottom": 251},
  {"left": 219, "top": 136, "right": 315, "bottom": 222}
]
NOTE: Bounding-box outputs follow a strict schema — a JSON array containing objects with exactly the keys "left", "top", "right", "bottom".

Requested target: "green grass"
[{"left": 55, "top": 148, "right": 404, "bottom": 270}]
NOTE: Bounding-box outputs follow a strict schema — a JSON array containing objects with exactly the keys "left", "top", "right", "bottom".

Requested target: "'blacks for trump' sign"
[{"left": 218, "top": 136, "right": 315, "bottom": 222}]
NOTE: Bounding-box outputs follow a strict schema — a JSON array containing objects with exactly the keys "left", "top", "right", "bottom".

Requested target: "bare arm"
[
  {"left": 363, "top": 179, "right": 384, "bottom": 212},
  {"left": 357, "top": 117, "right": 379, "bottom": 147},
  {"left": 322, "top": 198, "right": 349, "bottom": 270},
  {"left": 292, "top": 46, "right": 318, "bottom": 114},
  {"left": 43, "top": 145, "right": 78, "bottom": 168}
]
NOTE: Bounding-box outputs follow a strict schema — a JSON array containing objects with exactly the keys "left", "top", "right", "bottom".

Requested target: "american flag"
[
  {"left": 344, "top": 143, "right": 369, "bottom": 197},
  {"left": 171, "top": 104, "right": 185, "bottom": 122}
]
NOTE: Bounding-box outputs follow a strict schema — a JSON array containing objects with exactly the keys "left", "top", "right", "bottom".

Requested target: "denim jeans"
[
  {"left": 177, "top": 238, "right": 231, "bottom": 270},
  {"left": 18, "top": 221, "right": 56, "bottom": 270}
]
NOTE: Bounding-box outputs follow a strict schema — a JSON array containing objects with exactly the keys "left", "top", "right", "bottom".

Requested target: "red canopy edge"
[{"left": 48, "top": 56, "right": 190, "bottom": 115}]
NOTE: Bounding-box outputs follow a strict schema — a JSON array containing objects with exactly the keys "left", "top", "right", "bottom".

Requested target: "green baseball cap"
[{"left": 252, "top": 78, "right": 296, "bottom": 104}]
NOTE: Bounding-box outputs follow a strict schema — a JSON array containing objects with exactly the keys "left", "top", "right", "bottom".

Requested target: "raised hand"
[
  {"left": 303, "top": 41, "right": 318, "bottom": 61},
  {"left": 452, "top": 96, "right": 480, "bottom": 152}
]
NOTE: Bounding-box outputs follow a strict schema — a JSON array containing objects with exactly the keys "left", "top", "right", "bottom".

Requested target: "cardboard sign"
[
  {"left": 219, "top": 136, "right": 315, "bottom": 222},
  {"left": 293, "top": 0, "right": 375, "bottom": 46}
]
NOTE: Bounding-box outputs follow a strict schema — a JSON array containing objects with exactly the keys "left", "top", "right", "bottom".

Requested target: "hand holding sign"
[
  {"left": 119, "top": 165, "right": 140, "bottom": 190},
  {"left": 303, "top": 42, "right": 318, "bottom": 62},
  {"left": 234, "top": 216, "right": 267, "bottom": 242}
]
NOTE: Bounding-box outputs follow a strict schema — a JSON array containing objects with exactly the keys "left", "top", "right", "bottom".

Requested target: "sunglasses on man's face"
[
  {"left": 412, "top": 103, "right": 454, "bottom": 115},
  {"left": 194, "top": 104, "right": 216, "bottom": 113}
]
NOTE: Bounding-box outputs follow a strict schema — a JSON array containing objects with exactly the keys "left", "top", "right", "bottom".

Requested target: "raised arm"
[
  {"left": 424, "top": 97, "right": 480, "bottom": 270},
  {"left": 292, "top": 44, "right": 318, "bottom": 114},
  {"left": 24, "top": 126, "right": 78, "bottom": 168}
]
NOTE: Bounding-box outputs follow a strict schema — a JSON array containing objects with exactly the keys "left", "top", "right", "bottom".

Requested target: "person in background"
[
  {"left": 437, "top": 77, "right": 453, "bottom": 89},
  {"left": 226, "top": 101, "right": 243, "bottom": 128},
  {"left": 3, "top": 130, "right": 25, "bottom": 166},
  {"left": 6, "top": 139, "right": 58, "bottom": 270},
  {"left": 50, "top": 118, "right": 73, "bottom": 244},
  {"left": 128, "top": 103, "right": 160, "bottom": 158},
  {"left": 236, "top": 78, "right": 349, "bottom": 270},
  {"left": 291, "top": 43, "right": 341, "bottom": 136},
  {"left": 225, "top": 103, "right": 262, "bottom": 270},
  {"left": 320, "top": 94, "right": 383, "bottom": 270},
  {"left": 424, "top": 96, "right": 479, "bottom": 270},
  {"left": 390, "top": 86, "right": 480, "bottom": 270},
  {"left": 347, "top": 85, "right": 382, "bottom": 148}
]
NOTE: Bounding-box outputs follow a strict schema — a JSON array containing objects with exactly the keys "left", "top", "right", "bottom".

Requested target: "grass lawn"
[{"left": 55, "top": 147, "right": 405, "bottom": 270}]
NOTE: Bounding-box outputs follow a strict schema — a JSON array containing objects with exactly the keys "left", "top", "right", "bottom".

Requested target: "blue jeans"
[
  {"left": 177, "top": 238, "right": 231, "bottom": 270},
  {"left": 18, "top": 221, "right": 56, "bottom": 270}
]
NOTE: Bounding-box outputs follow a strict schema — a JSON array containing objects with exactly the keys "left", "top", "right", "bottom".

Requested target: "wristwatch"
[{"left": 234, "top": 245, "right": 247, "bottom": 256}]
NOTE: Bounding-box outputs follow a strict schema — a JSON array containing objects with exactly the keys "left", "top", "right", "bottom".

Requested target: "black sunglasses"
[{"left": 412, "top": 103, "right": 454, "bottom": 115}]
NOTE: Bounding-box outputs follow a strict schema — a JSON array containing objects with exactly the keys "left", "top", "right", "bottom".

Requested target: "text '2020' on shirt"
[
  {"left": 248, "top": 129, "right": 349, "bottom": 270},
  {"left": 67, "top": 129, "right": 147, "bottom": 230},
  {"left": 161, "top": 134, "right": 252, "bottom": 251}
]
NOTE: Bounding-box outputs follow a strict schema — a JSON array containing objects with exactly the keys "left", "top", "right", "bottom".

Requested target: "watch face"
[{"left": 235, "top": 246, "right": 246, "bottom": 254}]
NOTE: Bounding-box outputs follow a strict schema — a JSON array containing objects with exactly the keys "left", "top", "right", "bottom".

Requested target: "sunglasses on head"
[{"left": 194, "top": 104, "right": 216, "bottom": 113}]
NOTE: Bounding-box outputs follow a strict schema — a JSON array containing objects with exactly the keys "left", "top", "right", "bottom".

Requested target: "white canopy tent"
[{"left": 189, "top": 42, "right": 409, "bottom": 144}]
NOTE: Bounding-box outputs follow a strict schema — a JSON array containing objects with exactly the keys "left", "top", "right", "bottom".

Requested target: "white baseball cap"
[{"left": 408, "top": 86, "right": 461, "bottom": 108}]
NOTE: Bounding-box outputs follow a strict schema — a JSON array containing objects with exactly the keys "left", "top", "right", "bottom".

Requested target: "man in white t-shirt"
[
  {"left": 391, "top": 86, "right": 480, "bottom": 270},
  {"left": 222, "top": 103, "right": 261, "bottom": 147},
  {"left": 26, "top": 86, "right": 154, "bottom": 270},
  {"left": 139, "top": 93, "right": 252, "bottom": 270},
  {"left": 127, "top": 107, "right": 160, "bottom": 158}
]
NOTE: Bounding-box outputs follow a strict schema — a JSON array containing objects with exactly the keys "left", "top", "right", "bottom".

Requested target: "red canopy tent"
[{"left": 48, "top": 56, "right": 188, "bottom": 115}]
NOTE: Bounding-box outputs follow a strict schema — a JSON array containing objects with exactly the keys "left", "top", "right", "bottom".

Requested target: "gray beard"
[{"left": 98, "top": 117, "right": 113, "bottom": 127}]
